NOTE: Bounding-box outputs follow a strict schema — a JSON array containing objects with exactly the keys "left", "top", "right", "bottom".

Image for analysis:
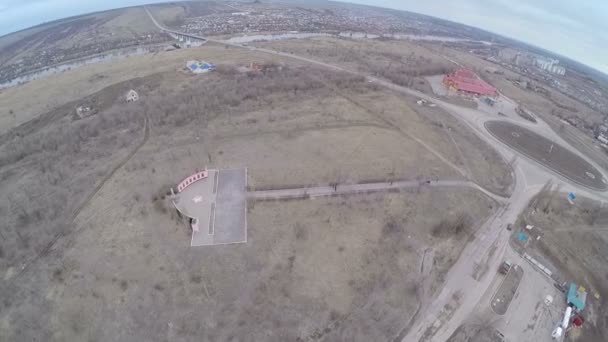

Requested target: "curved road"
[
  {"left": 485, "top": 120, "right": 607, "bottom": 191},
  {"left": 144, "top": 8, "right": 608, "bottom": 341}
]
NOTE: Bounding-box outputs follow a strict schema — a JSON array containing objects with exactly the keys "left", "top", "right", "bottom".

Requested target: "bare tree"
[{"left": 508, "top": 155, "right": 517, "bottom": 169}]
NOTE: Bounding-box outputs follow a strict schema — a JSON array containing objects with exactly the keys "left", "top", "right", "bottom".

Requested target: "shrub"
[{"left": 431, "top": 213, "right": 472, "bottom": 238}]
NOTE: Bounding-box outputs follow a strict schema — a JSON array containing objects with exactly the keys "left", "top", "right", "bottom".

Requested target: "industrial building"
[{"left": 443, "top": 69, "right": 498, "bottom": 96}]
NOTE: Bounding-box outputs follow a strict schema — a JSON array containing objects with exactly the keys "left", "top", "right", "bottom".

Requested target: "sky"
[
  {"left": 0, "top": 0, "right": 607, "bottom": 74},
  {"left": 346, "top": 0, "right": 608, "bottom": 74},
  {"left": 0, "top": 0, "right": 166, "bottom": 34}
]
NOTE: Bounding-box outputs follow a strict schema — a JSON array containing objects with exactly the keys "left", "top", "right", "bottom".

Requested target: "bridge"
[
  {"left": 166, "top": 31, "right": 206, "bottom": 47},
  {"left": 144, "top": 7, "right": 208, "bottom": 47}
]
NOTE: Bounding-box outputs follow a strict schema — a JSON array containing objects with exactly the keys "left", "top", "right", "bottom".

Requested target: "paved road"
[
  {"left": 249, "top": 179, "right": 507, "bottom": 203},
  {"left": 143, "top": 9, "right": 608, "bottom": 341}
]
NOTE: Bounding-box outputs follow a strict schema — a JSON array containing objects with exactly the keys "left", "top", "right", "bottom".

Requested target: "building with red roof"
[{"left": 443, "top": 69, "right": 497, "bottom": 96}]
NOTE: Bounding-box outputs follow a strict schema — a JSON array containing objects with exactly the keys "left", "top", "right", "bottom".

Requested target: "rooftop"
[
  {"left": 444, "top": 68, "right": 497, "bottom": 96},
  {"left": 567, "top": 283, "right": 587, "bottom": 311}
]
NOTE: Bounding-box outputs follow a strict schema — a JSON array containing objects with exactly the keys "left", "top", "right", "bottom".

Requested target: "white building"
[
  {"left": 535, "top": 57, "right": 566, "bottom": 75},
  {"left": 186, "top": 60, "right": 216, "bottom": 74},
  {"left": 126, "top": 89, "right": 139, "bottom": 102}
]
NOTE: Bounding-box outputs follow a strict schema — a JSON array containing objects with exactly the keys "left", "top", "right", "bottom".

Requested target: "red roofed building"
[{"left": 443, "top": 69, "right": 497, "bottom": 96}]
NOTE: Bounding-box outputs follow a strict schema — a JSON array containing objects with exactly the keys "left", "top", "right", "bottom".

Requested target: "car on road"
[{"left": 499, "top": 260, "right": 512, "bottom": 274}]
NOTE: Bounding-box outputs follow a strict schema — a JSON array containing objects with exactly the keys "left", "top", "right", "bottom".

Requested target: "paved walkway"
[{"left": 249, "top": 179, "right": 507, "bottom": 203}]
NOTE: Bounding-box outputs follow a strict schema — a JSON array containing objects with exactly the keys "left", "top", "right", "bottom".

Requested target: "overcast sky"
[
  {"left": 346, "top": 0, "right": 608, "bottom": 74},
  {"left": 1, "top": 0, "right": 607, "bottom": 74}
]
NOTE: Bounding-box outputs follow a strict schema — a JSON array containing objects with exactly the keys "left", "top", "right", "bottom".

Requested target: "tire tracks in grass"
[
  {"left": 8, "top": 110, "right": 150, "bottom": 285},
  {"left": 322, "top": 81, "right": 469, "bottom": 179}
]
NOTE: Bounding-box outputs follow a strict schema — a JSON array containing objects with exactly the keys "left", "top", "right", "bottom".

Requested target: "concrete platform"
[
  {"left": 213, "top": 168, "right": 248, "bottom": 245},
  {"left": 172, "top": 168, "right": 247, "bottom": 247}
]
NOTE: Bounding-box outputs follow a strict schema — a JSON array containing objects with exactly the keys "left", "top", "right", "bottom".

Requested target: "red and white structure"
[
  {"left": 443, "top": 69, "right": 497, "bottom": 97},
  {"left": 173, "top": 170, "right": 212, "bottom": 234},
  {"left": 171, "top": 168, "right": 248, "bottom": 247},
  {"left": 177, "top": 170, "right": 208, "bottom": 193}
]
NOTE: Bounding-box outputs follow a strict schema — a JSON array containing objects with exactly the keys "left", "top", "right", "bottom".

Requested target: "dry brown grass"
[
  {"left": 0, "top": 34, "right": 515, "bottom": 340},
  {"left": 253, "top": 37, "right": 511, "bottom": 195},
  {"left": 0, "top": 44, "right": 298, "bottom": 135},
  {"left": 255, "top": 36, "right": 455, "bottom": 83},
  {"left": 514, "top": 191, "right": 608, "bottom": 340},
  {"left": 40, "top": 179, "right": 493, "bottom": 341}
]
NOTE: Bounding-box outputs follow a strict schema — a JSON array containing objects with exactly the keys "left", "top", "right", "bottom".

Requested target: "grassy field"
[
  {"left": 0, "top": 54, "right": 506, "bottom": 340},
  {"left": 0, "top": 7, "right": 162, "bottom": 67},
  {"left": 52, "top": 7, "right": 159, "bottom": 49},
  {"left": 117, "top": 64, "right": 466, "bottom": 188},
  {"left": 3, "top": 3, "right": 608, "bottom": 341},
  {"left": 254, "top": 37, "right": 512, "bottom": 195},
  {"left": 147, "top": 4, "right": 187, "bottom": 28},
  {"left": 0, "top": 44, "right": 295, "bottom": 135},
  {"left": 8, "top": 179, "right": 495, "bottom": 341},
  {"left": 0, "top": 27, "right": 527, "bottom": 341},
  {"left": 255, "top": 37, "right": 455, "bottom": 87},
  {"left": 147, "top": 2, "right": 225, "bottom": 29}
]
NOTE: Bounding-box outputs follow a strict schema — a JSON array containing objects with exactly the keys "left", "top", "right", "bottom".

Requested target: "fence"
[{"left": 177, "top": 171, "right": 208, "bottom": 193}]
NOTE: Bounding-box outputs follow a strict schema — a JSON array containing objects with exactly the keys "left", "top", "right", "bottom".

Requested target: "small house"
[
  {"left": 126, "top": 89, "right": 139, "bottom": 102},
  {"left": 76, "top": 106, "right": 91, "bottom": 118}
]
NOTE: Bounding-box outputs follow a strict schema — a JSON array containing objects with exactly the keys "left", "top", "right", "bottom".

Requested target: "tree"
[{"left": 328, "top": 168, "right": 347, "bottom": 190}]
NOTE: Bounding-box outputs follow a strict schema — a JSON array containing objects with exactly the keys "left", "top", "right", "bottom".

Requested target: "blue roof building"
[
  {"left": 186, "top": 60, "right": 216, "bottom": 74},
  {"left": 567, "top": 283, "right": 587, "bottom": 311}
]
